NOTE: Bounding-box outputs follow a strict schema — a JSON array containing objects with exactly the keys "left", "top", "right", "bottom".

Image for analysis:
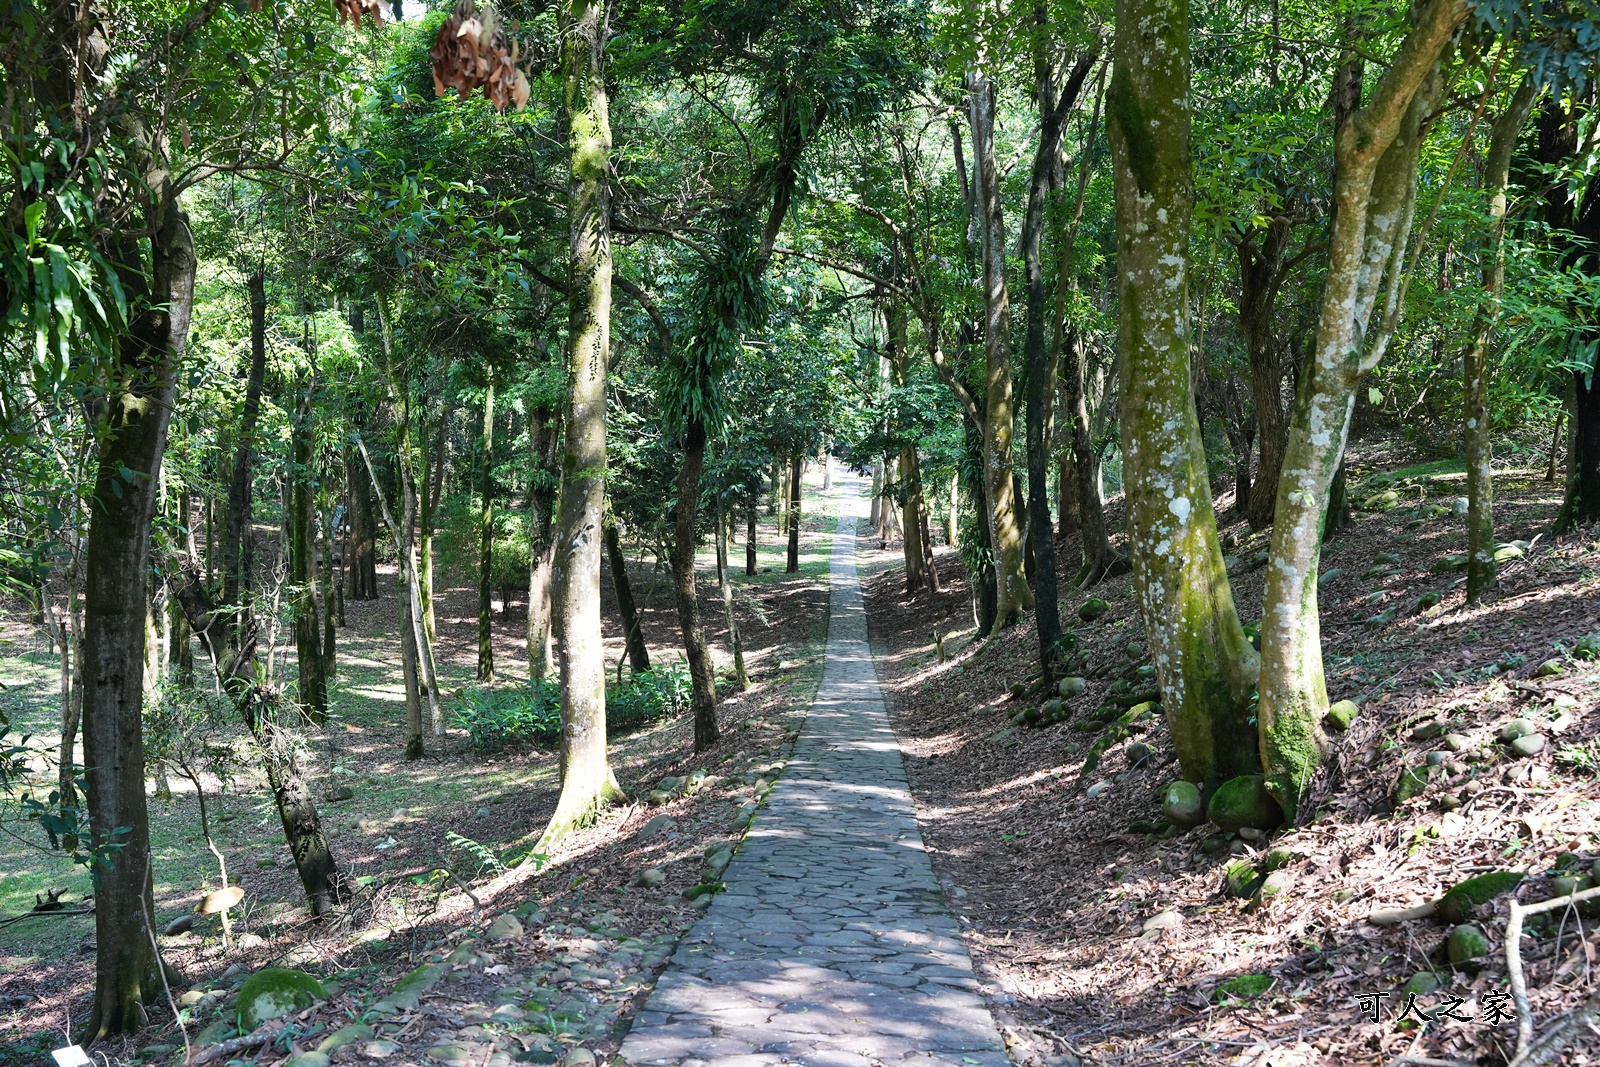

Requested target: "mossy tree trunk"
[
  {"left": 527, "top": 410, "right": 558, "bottom": 679},
  {"left": 1465, "top": 79, "right": 1539, "bottom": 602},
  {"left": 1109, "top": 0, "right": 1260, "bottom": 791},
  {"left": 540, "top": 0, "right": 624, "bottom": 847},
  {"left": 1020, "top": 32, "right": 1093, "bottom": 677},
  {"left": 969, "top": 73, "right": 1033, "bottom": 626},
  {"left": 888, "top": 301, "right": 928, "bottom": 593},
  {"left": 1257, "top": 1, "right": 1464, "bottom": 822}
]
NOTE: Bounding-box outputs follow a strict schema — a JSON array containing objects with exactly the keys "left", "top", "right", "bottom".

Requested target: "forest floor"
[
  {"left": 0, "top": 468, "right": 843, "bottom": 1066},
  {"left": 860, "top": 444, "right": 1600, "bottom": 1067}
]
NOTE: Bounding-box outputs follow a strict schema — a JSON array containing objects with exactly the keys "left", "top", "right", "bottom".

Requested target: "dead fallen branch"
[{"left": 1505, "top": 882, "right": 1600, "bottom": 1063}]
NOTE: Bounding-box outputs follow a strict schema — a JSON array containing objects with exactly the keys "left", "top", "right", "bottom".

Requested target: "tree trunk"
[
  {"left": 1237, "top": 217, "right": 1294, "bottom": 531},
  {"left": 81, "top": 197, "right": 195, "bottom": 1043},
  {"left": 1546, "top": 409, "right": 1565, "bottom": 482},
  {"left": 369, "top": 303, "right": 439, "bottom": 755},
  {"left": 59, "top": 552, "right": 83, "bottom": 807},
  {"left": 671, "top": 419, "right": 720, "bottom": 750},
  {"left": 166, "top": 559, "right": 347, "bottom": 916},
  {"left": 962, "top": 413, "right": 998, "bottom": 635},
  {"left": 745, "top": 502, "right": 757, "bottom": 575},
  {"left": 716, "top": 502, "right": 750, "bottom": 691},
  {"left": 1548, "top": 100, "right": 1600, "bottom": 530},
  {"left": 969, "top": 73, "right": 1032, "bottom": 626},
  {"left": 1020, "top": 43, "right": 1092, "bottom": 677},
  {"left": 291, "top": 368, "right": 327, "bottom": 723},
  {"left": 1110, "top": 0, "right": 1260, "bottom": 791},
  {"left": 1257, "top": 4, "right": 1461, "bottom": 822},
  {"left": 527, "top": 411, "right": 558, "bottom": 680},
  {"left": 478, "top": 380, "right": 496, "bottom": 683},
  {"left": 786, "top": 450, "right": 803, "bottom": 572},
  {"left": 417, "top": 413, "right": 440, "bottom": 673},
  {"left": 1056, "top": 452, "right": 1078, "bottom": 539},
  {"left": 947, "top": 472, "right": 960, "bottom": 547},
  {"left": 605, "top": 511, "right": 650, "bottom": 674},
  {"left": 540, "top": 0, "right": 624, "bottom": 846},
  {"left": 888, "top": 302, "right": 928, "bottom": 592},
  {"left": 403, "top": 413, "right": 442, "bottom": 735},
  {"left": 220, "top": 269, "right": 269, "bottom": 618},
  {"left": 1464, "top": 79, "right": 1538, "bottom": 601},
  {"left": 869, "top": 458, "right": 883, "bottom": 530},
  {"left": 345, "top": 446, "right": 378, "bottom": 600}
]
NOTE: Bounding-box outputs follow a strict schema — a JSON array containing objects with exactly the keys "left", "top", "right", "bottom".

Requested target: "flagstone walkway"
[{"left": 618, "top": 481, "right": 1010, "bottom": 1067}]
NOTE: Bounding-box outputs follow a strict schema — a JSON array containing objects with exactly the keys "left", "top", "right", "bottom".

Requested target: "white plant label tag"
[{"left": 52, "top": 1047, "right": 92, "bottom": 1067}]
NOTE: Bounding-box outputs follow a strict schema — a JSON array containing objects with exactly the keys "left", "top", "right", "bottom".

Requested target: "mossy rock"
[
  {"left": 1533, "top": 658, "right": 1563, "bottom": 678},
  {"left": 375, "top": 962, "right": 446, "bottom": 1013},
  {"left": 1362, "top": 489, "right": 1401, "bottom": 510},
  {"left": 1436, "top": 870, "right": 1523, "bottom": 924},
  {"left": 1224, "top": 859, "right": 1263, "bottom": 899},
  {"left": 237, "top": 968, "right": 326, "bottom": 1031},
  {"left": 1213, "top": 973, "right": 1274, "bottom": 1001},
  {"left": 1446, "top": 924, "right": 1490, "bottom": 967},
  {"left": 1161, "top": 781, "right": 1205, "bottom": 828},
  {"left": 1430, "top": 554, "right": 1468, "bottom": 573},
  {"left": 1400, "top": 972, "right": 1442, "bottom": 999},
  {"left": 1259, "top": 870, "right": 1295, "bottom": 900},
  {"left": 1395, "top": 765, "right": 1431, "bottom": 803},
  {"left": 1077, "top": 598, "right": 1110, "bottom": 622},
  {"left": 1058, "top": 676, "right": 1087, "bottom": 698},
  {"left": 1373, "top": 551, "right": 1403, "bottom": 566},
  {"left": 1549, "top": 874, "right": 1600, "bottom": 917},
  {"left": 1206, "top": 775, "right": 1283, "bottom": 833},
  {"left": 1492, "top": 543, "right": 1524, "bottom": 562},
  {"left": 1324, "top": 700, "right": 1359, "bottom": 732},
  {"left": 1412, "top": 591, "right": 1441, "bottom": 614}
]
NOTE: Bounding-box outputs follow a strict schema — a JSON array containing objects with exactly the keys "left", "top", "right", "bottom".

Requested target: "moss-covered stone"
[
  {"left": 1395, "top": 765, "right": 1431, "bottom": 803},
  {"left": 1400, "top": 972, "right": 1442, "bottom": 999},
  {"left": 374, "top": 962, "right": 446, "bottom": 1013},
  {"left": 1161, "top": 781, "right": 1205, "bottom": 828},
  {"left": 317, "top": 1023, "right": 374, "bottom": 1054},
  {"left": 1224, "top": 859, "right": 1262, "bottom": 899},
  {"left": 1058, "top": 676, "right": 1087, "bottom": 698},
  {"left": 1446, "top": 924, "right": 1489, "bottom": 967},
  {"left": 1259, "top": 870, "right": 1295, "bottom": 900},
  {"left": 237, "top": 968, "right": 326, "bottom": 1031},
  {"left": 1206, "top": 775, "right": 1283, "bottom": 832},
  {"left": 1324, "top": 700, "right": 1359, "bottom": 732},
  {"left": 1077, "top": 598, "right": 1110, "bottom": 622},
  {"left": 1436, "top": 870, "right": 1524, "bottom": 924}
]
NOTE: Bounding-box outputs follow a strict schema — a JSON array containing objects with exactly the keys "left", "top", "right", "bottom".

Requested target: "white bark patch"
[{"left": 1168, "top": 496, "right": 1190, "bottom": 523}]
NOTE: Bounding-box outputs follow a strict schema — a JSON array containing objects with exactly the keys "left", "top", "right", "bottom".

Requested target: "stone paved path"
[{"left": 618, "top": 481, "right": 1010, "bottom": 1067}]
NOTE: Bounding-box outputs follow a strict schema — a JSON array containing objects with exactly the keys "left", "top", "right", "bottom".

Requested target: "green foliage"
[{"left": 455, "top": 661, "right": 695, "bottom": 750}]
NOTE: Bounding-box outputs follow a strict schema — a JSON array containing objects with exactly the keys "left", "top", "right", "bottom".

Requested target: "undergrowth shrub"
[{"left": 456, "top": 659, "right": 693, "bottom": 751}]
